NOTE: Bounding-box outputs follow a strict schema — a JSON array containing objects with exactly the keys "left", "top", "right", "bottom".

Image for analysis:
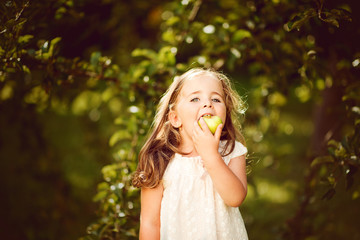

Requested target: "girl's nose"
[{"left": 203, "top": 100, "right": 213, "bottom": 108}]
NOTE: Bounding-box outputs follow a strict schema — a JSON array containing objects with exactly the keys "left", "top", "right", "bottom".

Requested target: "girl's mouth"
[{"left": 199, "top": 114, "right": 213, "bottom": 120}]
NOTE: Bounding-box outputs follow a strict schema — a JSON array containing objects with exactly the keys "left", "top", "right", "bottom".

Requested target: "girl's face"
[{"left": 169, "top": 73, "right": 227, "bottom": 146}]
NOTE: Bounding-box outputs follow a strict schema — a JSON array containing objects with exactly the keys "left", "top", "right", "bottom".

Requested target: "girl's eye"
[
  {"left": 190, "top": 97, "right": 200, "bottom": 102},
  {"left": 212, "top": 98, "right": 221, "bottom": 103}
]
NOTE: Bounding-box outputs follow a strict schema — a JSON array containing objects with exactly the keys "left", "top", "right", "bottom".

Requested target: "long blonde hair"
[{"left": 132, "top": 68, "right": 246, "bottom": 188}]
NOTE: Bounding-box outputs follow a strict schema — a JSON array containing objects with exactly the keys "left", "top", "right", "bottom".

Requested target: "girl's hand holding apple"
[{"left": 192, "top": 116, "right": 223, "bottom": 163}]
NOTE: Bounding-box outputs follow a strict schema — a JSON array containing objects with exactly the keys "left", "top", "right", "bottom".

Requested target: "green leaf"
[
  {"left": 71, "top": 91, "right": 102, "bottom": 115},
  {"left": 93, "top": 190, "right": 108, "bottom": 202},
  {"left": 131, "top": 48, "right": 157, "bottom": 60},
  {"left": 18, "top": 34, "right": 34, "bottom": 44},
  {"left": 330, "top": 8, "right": 352, "bottom": 22},
  {"left": 328, "top": 139, "right": 340, "bottom": 148},
  {"left": 322, "top": 13, "right": 339, "bottom": 27},
  {"left": 166, "top": 16, "right": 180, "bottom": 26},
  {"left": 232, "top": 29, "right": 251, "bottom": 42},
  {"left": 101, "top": 165, "right": 118, "bottom": 181},
  {"left": 162, "top": 30, "right": 176, "bottom": 45},
  {"left": 355, "top": 119, "right": 360, "bottom": 126},
  {"left": 334, "top": 144, "right": 346, "bottom": 157},
  {"left": 311, "top": 156, "right": 334, "bottom": 168},
  {"left": 287, "top": 8, "right": 316, "bottom": 31},
  {"left": 131, "top": 67, "right": 146, "bottom": 80},
  {"left": 90, "top": 52, "right": 101, "bottom": 66},
  {"left": 268, "top": 92, "right": 287, "bottom": 106},
  {"left": 109, "top": 130, "right": 132, "bottom": 147},
  {"left": 47, "top": 37, "right": 61, "bottom": 57},
  {"left": 22, "top": 65, "right": 30, "bottom": 74},
  {"left": 158, "top": 46, "right": 176, "bottom": 65},
  {"left": 97, "top": 182, "right": 110, "bottom": 191}
]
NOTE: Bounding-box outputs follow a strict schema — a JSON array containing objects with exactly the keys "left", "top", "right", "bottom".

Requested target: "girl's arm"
[
  {"left": 139, "top": 184, "right": 163, "bottom": 240},
  {"left": 204, "top": 154, "right": 247, "bottom": 207},
  {"left": 193, "top": 119, "right": 247, "bottom": 207}
]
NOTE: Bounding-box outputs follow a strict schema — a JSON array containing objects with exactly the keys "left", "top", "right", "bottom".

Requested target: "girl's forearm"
[
  {"left": 139, "top": 186, "right": 163, "bottom": 240},
  {"left": 204, "top": 155, "right": 247, "bottom": 207},
  {"left": 139, "top": 223, "right": 160, "bottom": 240}
]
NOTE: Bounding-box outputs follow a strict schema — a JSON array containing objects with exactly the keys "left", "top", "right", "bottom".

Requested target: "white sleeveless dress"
[{"left": 160, "top": 141, "right": 248, "bottom": 240}]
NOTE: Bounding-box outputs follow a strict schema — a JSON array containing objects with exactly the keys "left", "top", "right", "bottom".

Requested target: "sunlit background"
[{"left": 1, "top": 0, "right": 359, "bottom": 239}]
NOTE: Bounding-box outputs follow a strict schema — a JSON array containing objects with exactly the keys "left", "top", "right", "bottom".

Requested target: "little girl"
[{"left": 132, "top": 68, "right": 248, "bottom": 240}]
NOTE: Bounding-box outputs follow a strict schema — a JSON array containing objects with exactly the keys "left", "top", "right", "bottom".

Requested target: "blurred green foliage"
[{"left": 1, "top": 0, "right": 359, "bottom": 239}]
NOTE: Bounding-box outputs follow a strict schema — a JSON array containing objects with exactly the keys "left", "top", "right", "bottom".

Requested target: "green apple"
[{"left": 199, "top": 115, "right": 223, "bottom": 134}]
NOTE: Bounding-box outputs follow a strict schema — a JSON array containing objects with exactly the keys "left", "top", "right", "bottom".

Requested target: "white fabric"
[{"left": 160, "top": 141, "right": 248, "bottom": 240}]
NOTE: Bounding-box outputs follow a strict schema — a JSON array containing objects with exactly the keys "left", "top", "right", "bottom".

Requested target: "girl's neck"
[{"left": 178, "top": 141, "right": 198, "bottom": 157}]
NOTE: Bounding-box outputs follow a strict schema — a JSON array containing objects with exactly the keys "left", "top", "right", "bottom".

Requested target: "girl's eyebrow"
[
  {"left": 188, "top": 90, "right": 224, "bottom": 97},
  {"left": 188, "top": 90, "right": 201, "bottom": 96}
]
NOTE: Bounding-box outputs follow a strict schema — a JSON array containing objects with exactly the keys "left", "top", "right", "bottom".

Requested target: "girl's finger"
[
  {"left": 214, "top": 123, "right": 223, "bottom": 140},
  {"left": 198, "top": 117, "right": 211, "bottom": 133},
  {"left": 193, "top": 119, "right": 203, "bottom": 134},
  {"left": 193, "top": 121, "right": 200, "bottom": 137}
]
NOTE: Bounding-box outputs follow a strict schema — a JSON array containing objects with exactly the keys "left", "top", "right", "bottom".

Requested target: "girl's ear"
[{"left": 168, "top": 110, "right": 182, "bottom": 128}]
